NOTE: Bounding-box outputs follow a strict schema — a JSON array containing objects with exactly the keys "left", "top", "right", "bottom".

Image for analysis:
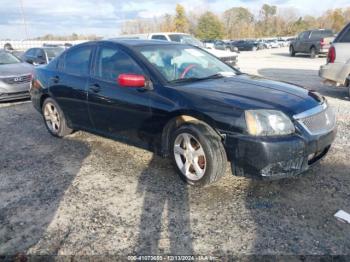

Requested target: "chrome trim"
[
  {"left": 293, "top": 102, "right": 336, "bottom": 136},
  {"left": 293, "top": 102, "right": 327, "bottom": 120}
]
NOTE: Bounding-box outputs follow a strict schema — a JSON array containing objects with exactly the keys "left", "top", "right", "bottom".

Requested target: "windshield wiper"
[{"left": 169, "top": 73, "right": 227, "bottom": 84}]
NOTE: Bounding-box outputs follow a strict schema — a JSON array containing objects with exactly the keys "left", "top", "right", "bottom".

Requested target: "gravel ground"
[{"left": 0, "top": 47, "right": 349, "bottom": 258}]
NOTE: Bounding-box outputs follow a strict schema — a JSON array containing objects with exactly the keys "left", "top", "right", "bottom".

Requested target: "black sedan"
[
  {"left": 22, "top": 47, "right": 64, "bottom": 66},
  {"left": 231, "top": 40, "right": 260, "bottom": 51},
  {"left": 30, "top": 40, "right": 336, "bottom": 186}
]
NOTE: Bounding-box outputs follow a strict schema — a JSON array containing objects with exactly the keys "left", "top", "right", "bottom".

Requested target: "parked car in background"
[
  {"left": 231, "top": 40, "right": 260, "bottom": 51},
  {"left": 203, "top": 39, "right": 215, "bottom": 49},
  {"left": 111, "top": 33, "right": 238, "bottom": 66},
  {"left": 266, "top": 39, "right": 280, "bottom": 48},
  {"left": 319, "top": 23, "right": 350, "bottom": 97},
  {"left": 31, "top": 40, "right": 336, "bottom": 185},
  {"left": 0, "top": 50, "right": 33, "bottom": 101},
  {"left": 202, "top": 40, "right": 237, "bottom": 52},
  {"left": 290, "top": 29, "right": 334, "bottom": 58},
  {"left": 22, "top": 47, "right": 64, "bottom": 65}
]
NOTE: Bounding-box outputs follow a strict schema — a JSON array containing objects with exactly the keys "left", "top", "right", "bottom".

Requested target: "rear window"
[{"left": 336, "top": 24, "right": 350, "bottom": 43}]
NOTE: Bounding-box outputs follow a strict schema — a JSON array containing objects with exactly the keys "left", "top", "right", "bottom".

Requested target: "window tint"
[
  {"left": 35, "top": 49, "right": 45, "bottom": 58},
  {"left": 310, "top": 31, "right": 322, "bottom": 39},
  {"left": 151, "top": 35, "right": 168, "bottom": 41},
  {"left": 300, "top": 32, "right": 310, "bottom": 40},
  {"left": 338, "top": 26, "right": 350, "bottom": 43},
  {"left": 26, "top": 48, "right": 36, "bottom": 56},
  {"left": 95, "top": 46, "right": 143, "bottom": 82},
  {"left": 64, "top": 46, "right": 92, "bottom": 76}
]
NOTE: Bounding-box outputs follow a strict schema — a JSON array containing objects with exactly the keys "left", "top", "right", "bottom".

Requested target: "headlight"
[{"left": 245, "top": 110, "right": 295, "bottom": 136}]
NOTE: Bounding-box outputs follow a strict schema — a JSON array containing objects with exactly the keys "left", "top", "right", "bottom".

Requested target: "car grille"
[
  {"left": 1, "top": 74, "right": 32, "bottom": 85},
  {"left": 220, "top": 56, "right": 237, "bottom": 65},
  {"left": 295, "top": 104, "right": 336, "bottom": 135}
]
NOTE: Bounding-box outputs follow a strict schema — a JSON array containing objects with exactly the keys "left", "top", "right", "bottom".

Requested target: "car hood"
[
  {"left": 179, "top": 74, "right": 322, "bottom": 116},
  {"left": 0, "top": 63, "right": 33, "bottom": 77}
]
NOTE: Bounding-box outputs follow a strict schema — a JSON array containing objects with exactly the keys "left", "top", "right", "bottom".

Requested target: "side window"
[
  {"left": 301, "top": 32, "right": 310, "bottom": 40},
  {"left": 310, "top": 31, "right": 322, "bottom": 39},
  {"left": 64, "top": 46, "right": 92, "bottom": 76},
  {"left": 26, "top": 48, "right": 36, "bottom": 57},
  {"left": 151, "top": 35, "right": 168, "bottom": 41},
  {"left": 338, "top": 26, "right": 350, "bottom": 43},
  {"left": 35, "top": 49, "right": 45, "bottom": 58},
  {"left": 95, "top": 46, "right": 144, "bottom": 82}
]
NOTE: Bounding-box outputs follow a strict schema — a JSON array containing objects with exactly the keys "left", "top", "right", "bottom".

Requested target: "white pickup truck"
[
  {"left": 111, "top": 32, "right": 238, "bottom": 67},
  {"left": 319, "top": 23, "right": 350, "bottom": 97}
]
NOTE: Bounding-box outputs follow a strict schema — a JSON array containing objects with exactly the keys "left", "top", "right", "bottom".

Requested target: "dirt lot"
[{"left": 1, "top": 47, "right": 350, "bottom": 258}]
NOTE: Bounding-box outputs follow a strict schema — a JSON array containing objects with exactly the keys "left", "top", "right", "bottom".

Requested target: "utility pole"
[{"left": 19, "top": 0, "right": 28, "bottom": 39}]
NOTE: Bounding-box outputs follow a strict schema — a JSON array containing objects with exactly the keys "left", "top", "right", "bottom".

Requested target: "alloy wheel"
[
  {"left": 44, "top": 102, "right": 60, "bottom": 134},
  {"left": 173, "top": 133, "right": 206, "bottom": 180}
]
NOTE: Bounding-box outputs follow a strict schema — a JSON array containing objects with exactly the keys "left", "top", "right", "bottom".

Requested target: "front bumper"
[
  {"left": 0, "top": 81, "right": 31, "bottom": 102},
  {"left": 224, "top": 128, "right": 336, "bottom": 179}
]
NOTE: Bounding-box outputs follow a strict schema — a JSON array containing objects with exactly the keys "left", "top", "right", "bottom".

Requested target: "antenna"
[{"left": 19, "top": 0, "right": 28, "bottom": 39}]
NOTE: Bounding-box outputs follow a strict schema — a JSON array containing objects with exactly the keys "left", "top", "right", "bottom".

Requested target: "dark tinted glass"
[
  {"left": 64, "top": 46, "right": 92, "bottom": 76},
  {"left": 26, "top": 48, "right": 36, "bottom": 56},
  {"left": 151, "top": 35, "right": 167, "bottom": 41},
  {"left": 338, "top": 25, "right": 350, "bottom": 43},
  {"left": 95, "top": 46, "right": 143, "bottom": 82}
]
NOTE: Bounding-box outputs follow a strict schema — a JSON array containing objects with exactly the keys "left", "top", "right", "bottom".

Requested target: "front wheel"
[
  {"left": 170, "top": 121, "right": 227, "bottom": 186},
  {"left": 42, "top": 98, "right": 73, "bottom": 137}
]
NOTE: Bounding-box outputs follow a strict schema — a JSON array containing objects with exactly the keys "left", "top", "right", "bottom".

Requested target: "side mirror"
[{"left": 118, "top": 74, "right": 152, "bottom": 90}]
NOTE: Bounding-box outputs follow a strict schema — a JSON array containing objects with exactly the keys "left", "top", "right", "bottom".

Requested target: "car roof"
[{"left": 102, "top": 39, "right": 183, "bottom": 47}]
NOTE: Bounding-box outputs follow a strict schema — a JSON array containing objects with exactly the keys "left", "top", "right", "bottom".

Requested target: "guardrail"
[{"left": 0, "top": 40, "right": 88, "bottom": 51}]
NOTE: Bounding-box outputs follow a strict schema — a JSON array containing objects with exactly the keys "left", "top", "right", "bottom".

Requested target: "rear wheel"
[
  {"left": 310, "top": 47, "right": 318, "bottom": 58},
  {"left": 42, "top": 98, "right": 72, "bottom": 137},
  {"left": 289, "top": 45, "right": 295, "bottom": 57},
  {"left": 170, "top": 121, "right": 227, "bottom": 186}
]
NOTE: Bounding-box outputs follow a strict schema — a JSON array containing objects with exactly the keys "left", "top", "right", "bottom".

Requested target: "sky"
[{"left": 0, "top": 0, "right": 349, "bottom": 39}]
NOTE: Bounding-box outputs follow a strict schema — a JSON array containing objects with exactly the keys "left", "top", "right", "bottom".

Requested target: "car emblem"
[{"left": 14, "top": 77, "right": 22, "bottom": 82}]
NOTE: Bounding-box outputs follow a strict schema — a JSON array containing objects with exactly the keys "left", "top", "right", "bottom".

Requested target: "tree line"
[{"left": 121, "top": 4, "right": 350, "bottom": 40}]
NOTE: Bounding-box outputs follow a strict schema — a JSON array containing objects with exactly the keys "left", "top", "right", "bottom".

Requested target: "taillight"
[
  {"left": 320, "top": 38, "right": 326, "bottom": 46},
  {"left": 327, "top": 46, "right": 336, "bottom": 63}
]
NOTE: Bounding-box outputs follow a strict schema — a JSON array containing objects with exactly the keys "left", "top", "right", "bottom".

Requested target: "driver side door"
[{"left": 87, "top": 43, "right": 153, "bottom": 142}]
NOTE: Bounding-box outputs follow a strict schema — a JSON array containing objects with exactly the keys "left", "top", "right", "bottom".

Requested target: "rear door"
[
  {"left": 87, "top": 43, "right": 152, "bottom": 140},
  {"left": 49, "top": 44, "right": 94, "bottom": 129},
  {"left": 300, "top": 31, "right": 311, "bottom": 52}
]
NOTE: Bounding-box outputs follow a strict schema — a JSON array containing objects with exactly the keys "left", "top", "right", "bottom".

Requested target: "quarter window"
[
  {"left": 64, "top": 46, "right": 92, "bottom": 76},
  {"left": 95, "top": 46, "right": 144, "bottom": 82}
]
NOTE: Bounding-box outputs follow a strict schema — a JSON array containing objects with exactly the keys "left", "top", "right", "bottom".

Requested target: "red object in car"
[
  {"left": 327, "top": 46, "right": 336, "bottom": 63},
  {"left": 118, "top": 74, "right": 145, "bottom": 87}
]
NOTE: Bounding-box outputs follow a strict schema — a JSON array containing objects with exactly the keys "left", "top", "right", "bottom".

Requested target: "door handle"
[
  {"left": 50, "top": 76, "right": 59, "bottom": 83},
  {"left": 89, "top": 84, "right": 101, "bottom": 93}
]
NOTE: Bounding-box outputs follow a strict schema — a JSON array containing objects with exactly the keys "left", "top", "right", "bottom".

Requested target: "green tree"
[
  {"left": 259, "top": 4, "right": 277, "bottom": 36},
  {"left": 195, "top": 12, "right": 224, "bottom": 40},
  {"left": 174, "top": 4, "right": 189, "bottom": 32},
  {"left": 223, "top": 7, "right": 254, "bottom": 39}
]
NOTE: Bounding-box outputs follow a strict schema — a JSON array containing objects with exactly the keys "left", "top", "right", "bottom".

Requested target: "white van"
[
  {"left": 319, "top": 23, "right": 350, "bottom": 97},
  {"left": 111, "top": 32, "right": 238, "bottom": 66}
]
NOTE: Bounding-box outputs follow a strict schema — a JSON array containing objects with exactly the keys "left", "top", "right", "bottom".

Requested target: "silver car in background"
[{"left": 0, "top": 51, "right": 33, "bottom": 101}]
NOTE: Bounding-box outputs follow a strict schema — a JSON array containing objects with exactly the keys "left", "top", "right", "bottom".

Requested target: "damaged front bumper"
[{"left": 224, "top": 128, "right": 336, "bottom": 180}]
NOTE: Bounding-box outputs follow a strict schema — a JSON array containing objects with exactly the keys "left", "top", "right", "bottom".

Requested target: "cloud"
[{"left": 0, "top": 0, "right": 348, "bottom": 39}]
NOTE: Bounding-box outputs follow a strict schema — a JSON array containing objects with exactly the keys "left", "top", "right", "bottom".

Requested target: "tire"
[
  {"left": 310, "top": 47, "right": 317, "bottom": 58},
  {"left": 170, "top": 121, "right": 227, "bottom": 186},
  {"left": 4, "top": 43, "right": 13, "bottom": 51},
  {"left": 42, "top": 97, "right": 73, "bottom": 137},
  {"left": 289, "top": 45, "right": 295, "bottom": 57}
]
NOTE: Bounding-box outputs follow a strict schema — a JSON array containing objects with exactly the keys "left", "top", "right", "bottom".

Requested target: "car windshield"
[
  {"left": 0, "top": 52, "right": 21, "bottom": 65},
  {"left": 137, "top": 44, "right": 237, "bottom": 83},
  {"left": 44, "top": 47, "right": 64, "bottom": 60},
  {"left": 168, "top": 34, "right": 204, "bottom": 48}
]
